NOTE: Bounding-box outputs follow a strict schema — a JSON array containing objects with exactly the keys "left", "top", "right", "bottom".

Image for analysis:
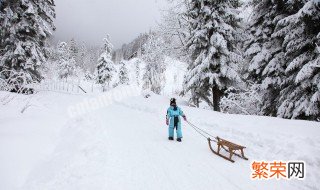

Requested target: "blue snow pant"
[{"left": 168, "top": 117, "right": 182, "bottom": 138}]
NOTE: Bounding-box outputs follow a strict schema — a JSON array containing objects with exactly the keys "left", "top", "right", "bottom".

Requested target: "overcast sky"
[{"left": 53, "top": 0, "right": 168, "bottom": 48}]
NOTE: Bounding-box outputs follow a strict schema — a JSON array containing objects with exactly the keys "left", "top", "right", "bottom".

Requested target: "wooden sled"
[{"left": 207, "top": 137, "right": 248, "bottom": 163}]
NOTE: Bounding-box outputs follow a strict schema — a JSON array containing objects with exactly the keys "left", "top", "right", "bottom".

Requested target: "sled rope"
[
  {"left": 185, "top": 120, "right": 217, "bottom": 142},
  {"left": 185, "top": 120, "right": 248, "bottom": 162},
  {"left": 186, "top": 121, "right": 248, "bottom": 162}
]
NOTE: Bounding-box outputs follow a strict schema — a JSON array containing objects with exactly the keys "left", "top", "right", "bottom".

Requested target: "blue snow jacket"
[{"left": 166, "top": 106, "right": 185, "bottom": 138}]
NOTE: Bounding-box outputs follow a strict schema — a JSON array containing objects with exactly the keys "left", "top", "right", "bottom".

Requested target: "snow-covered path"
[{"left": 1, "top": 91, "right": 320, "bottom": 190}]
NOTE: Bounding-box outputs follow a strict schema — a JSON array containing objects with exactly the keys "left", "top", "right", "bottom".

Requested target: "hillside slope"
[{"left": 0, "top": 90, "right": 319, "bottom": 190}]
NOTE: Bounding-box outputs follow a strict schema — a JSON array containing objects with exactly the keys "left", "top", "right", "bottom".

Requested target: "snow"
[{"left": 1, "top": 88, "right": 320, "bottom": 190}]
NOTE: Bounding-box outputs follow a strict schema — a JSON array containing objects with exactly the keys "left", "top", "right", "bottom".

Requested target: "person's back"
[{"left": 166, "top": 98, "right": 186, "bottom": 142}]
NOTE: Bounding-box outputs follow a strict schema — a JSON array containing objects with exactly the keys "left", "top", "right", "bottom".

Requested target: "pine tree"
[
  {"left": 78, "top": 42, "right": 87, "bottom": 69},
  {"left": 142, "top": 34, "right": 166, "bottom": 94},
  {"left": 119, "top": 60, "right": 129, "bottom": 85},
  {"left": 183, "top": 0, "right": 242, "bottom": 111},
  {"left": 69, "top": 38, "right": 79, "bottom": 66},
  {"left": 275, "top": 0, "right": 320, "bottom": 120},
  {"left": 69, "top": 38, "right": 78, "bottom": 57},
  {"left": 87, "top": 47, "right": 99, "bottom": 73},
  {"left": 135, "top": 59, "right": 141, "bottom": 86},
  {"left": 0, "top": 0, "right": 55, "bottom": 82},
  {"left": 244, "top": 0, "right": 289, "bottom": 116},
  {"left": 96, "top": 35, "right": 115, "bottom": 91},
  {"left": 57, "top": 42, "right": 76, "bottom": 79}
]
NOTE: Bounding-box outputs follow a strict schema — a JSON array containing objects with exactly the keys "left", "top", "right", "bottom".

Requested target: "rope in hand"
[{"left": 185, "top": 120, "right": 218, "bottom": 143}]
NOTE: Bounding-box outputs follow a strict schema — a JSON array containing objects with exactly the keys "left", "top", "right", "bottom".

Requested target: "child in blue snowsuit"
[{"left": 166, "top": 98, "right": 186, "bottom": 142}]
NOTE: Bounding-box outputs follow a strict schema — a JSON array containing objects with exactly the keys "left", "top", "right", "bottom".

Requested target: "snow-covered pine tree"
[
  {"left": 243, "top": 0, "right": 291, "bottom": 116},
  {"left": 84, "top": 71, "right": 94, "bottom": 81},
  {"left": 78, "top": 42, "right": 87, "bottom": 69},
  {"left": 220, "top": 83, "right": 262, "bottom": 115},
  {"left": 69, "top": 38, "right": 78, "bottom": 56},
  {"left": 0, "top": 0, "right": 55, "bottom": 82},
  {"left": 183, "top": 0, "right": 242, "bottom": 111},
  {"left": 87, "top": 47, "right": 100, "bottom": 73},
  {"left": 69, "top": 38, "right": 79, "bottom": 65},
  {"left": 275, "top": 0, "right": 320, "bottom": 120},
  {"left": 96, "top": 35, "right": 115, "bottom": 91},
  {"left": 142, "top": 34, "right": 166, "bottom": 94},
  {"left": 57, "top": 42, "right": 76, "bottom": 79},
  {"left": 119, "top": 60, "right": 129, "bottom": 85},
  {"left": 135, "top": 59, "right": 141, "bottom": 86}
]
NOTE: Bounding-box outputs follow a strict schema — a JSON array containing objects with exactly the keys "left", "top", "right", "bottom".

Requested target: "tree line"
[{"left": 160, "top": 0, "right": 320, "bottom": 121}]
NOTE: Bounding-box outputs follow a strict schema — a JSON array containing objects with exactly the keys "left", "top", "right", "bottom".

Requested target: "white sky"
[{"left": 53, "top": 0, "right": 168, "bottom": 48}]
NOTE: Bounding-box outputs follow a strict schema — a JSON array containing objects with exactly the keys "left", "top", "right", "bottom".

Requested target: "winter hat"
[{"left": 170, "top": 98, "right": 176, "bottom": 106}]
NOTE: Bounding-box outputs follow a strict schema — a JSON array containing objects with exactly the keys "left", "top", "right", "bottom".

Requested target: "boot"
[
  {"left": 168, "top": 137, "right": 174, "bottom": 140},
  {"left": 177, "top": 138, "right": 182, "bottom": 142}
]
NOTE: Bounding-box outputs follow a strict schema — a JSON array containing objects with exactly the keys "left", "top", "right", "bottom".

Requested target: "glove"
[
  {"left": 166, "top": 119, "right": 169, "bottom": 125},
  {"left": 183, "top": 115, "right": 187, "bottom": 121}
]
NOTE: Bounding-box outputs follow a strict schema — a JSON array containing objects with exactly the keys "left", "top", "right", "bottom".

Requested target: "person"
[{"left": 166, "top": 98, "right": 187, "bottom": 142}]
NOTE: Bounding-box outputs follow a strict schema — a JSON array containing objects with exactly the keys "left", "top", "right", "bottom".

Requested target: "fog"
[{"left": 53, "top": 0, "right": 168, "bottom": 48}]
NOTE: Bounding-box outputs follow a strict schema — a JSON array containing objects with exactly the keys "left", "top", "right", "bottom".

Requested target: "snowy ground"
[{"left": 1, "top": 89, "right": 320, "bottom": 190}]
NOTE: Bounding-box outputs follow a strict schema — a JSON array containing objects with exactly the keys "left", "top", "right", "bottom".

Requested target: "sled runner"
[{"left": 207, "top": 137, "right": 248, "bottom": 163}]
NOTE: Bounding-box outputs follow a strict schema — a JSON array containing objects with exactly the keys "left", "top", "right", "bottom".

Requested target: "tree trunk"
[
  {"left": 196, "top": 98, "right": 199, "bottom": 108},
  {"left": 212, "top": 87, "right": 222, "bottom": 112}
]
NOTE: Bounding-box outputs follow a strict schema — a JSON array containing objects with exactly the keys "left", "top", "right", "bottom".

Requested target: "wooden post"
[
  {"left": 77, "top": 80, "right": 80, "bottom": 93},
  {"left": 92, "top": 82, "right": 94, "bottom": 93}
]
